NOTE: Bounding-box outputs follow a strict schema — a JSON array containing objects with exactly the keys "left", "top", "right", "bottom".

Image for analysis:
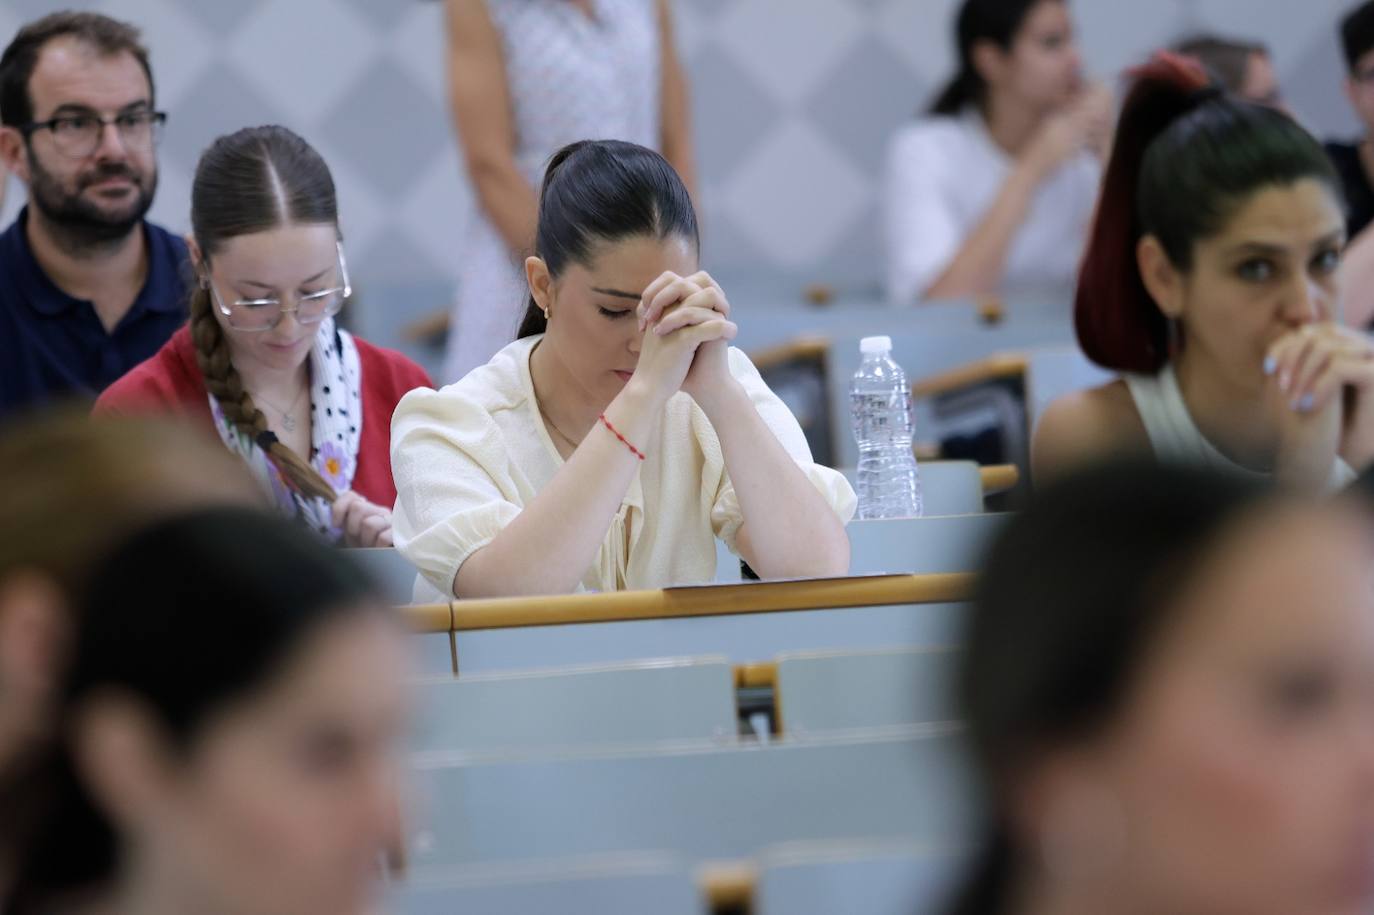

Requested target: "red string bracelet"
[{"left": 599, "top": 413, "right": 646, "bottom": 461}]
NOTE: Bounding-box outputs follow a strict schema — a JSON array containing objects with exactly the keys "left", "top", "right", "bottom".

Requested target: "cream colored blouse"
[{"left": 391, "top": 335, "right": 857, "bottom": 598}]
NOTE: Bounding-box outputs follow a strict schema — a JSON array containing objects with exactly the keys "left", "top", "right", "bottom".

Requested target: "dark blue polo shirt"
[{"left": 0, "top": 206, "right": 189, "bottom": 424}]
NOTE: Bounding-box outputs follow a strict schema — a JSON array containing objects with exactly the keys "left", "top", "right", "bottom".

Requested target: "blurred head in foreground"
[
  {"left": 5, "top": 507, "right": 409, "bottom": 915},
  {"left": 0, "top": 411, "right": 261, "bottom": 782},
  {"left": 954, "top": 461, "right": 1374, "bottom": 915}
]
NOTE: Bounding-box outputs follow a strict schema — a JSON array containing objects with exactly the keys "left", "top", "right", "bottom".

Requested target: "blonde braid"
[{"left": 190, "top": 286, "right": 337, "bottom": 503}]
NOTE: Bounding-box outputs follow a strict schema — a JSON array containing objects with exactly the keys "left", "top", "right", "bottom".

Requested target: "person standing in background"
[
  {"left": 440, "top": 0, "right": 696, "bottom": 384},
  {"left": 884, "top": 0, "right": 1112, "bottom": 309},
  {"left": 0, "top": 12, "right": 186, "bottom": 421},
  {"left": 1174, "top": 35, "right": 1284, "bottom": 108}
]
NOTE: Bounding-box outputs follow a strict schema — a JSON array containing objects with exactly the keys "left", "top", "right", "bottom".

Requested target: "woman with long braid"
[{"left": 97, "top": 126, "right": 431, "bottom": 545}]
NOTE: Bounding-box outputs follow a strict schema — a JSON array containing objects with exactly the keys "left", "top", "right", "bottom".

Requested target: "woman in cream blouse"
[{"left": 391, "top": 140, "right": 855, "bottom": 598}]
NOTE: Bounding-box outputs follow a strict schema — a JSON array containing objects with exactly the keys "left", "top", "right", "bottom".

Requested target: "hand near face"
[
  {"left": 630, "top": 270, "right": 737, "bottom": 404},
  {"left": 1025, "top": 83, "right": 1115, "bottom": 175},
  {"left": 1266, "top": 323, "right": 1374, "bottom": 478},
  {"left": 1076, "top": 83, "right": 1117, "bottom": 159}
]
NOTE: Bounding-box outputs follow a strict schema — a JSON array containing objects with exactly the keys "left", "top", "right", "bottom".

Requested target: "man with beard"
[{"left": 0, "top": 12, "right": 186, "bottom": 421}]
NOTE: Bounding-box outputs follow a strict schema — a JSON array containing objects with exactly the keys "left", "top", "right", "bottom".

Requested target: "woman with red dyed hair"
[{"left": 1033, "top": 54, "right": 1374, "bottom": 490}]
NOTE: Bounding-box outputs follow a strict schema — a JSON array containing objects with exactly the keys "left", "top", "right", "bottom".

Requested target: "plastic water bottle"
[{"left": 850, "top": 336, "right": 923, "bottom": 520}]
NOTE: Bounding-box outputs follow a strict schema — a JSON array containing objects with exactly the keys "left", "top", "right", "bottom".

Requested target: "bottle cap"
[{"left": 860, "top": 335, "right": 893, "bottom": 355}]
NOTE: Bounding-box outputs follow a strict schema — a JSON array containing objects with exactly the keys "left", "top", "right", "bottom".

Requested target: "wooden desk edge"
[
  {"left": 417, "top": 573, "right": 975, "bottom": 633},
  {"left": 397, "top": 602, "right": 454, "bottom": 634}
]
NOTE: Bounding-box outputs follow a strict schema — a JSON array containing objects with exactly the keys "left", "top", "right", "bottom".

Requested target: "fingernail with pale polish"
[
  {"left": 1263, "top": 356, "right": 1277, "bottom": 375},
  {"left": 1296, "top": 393, "right": 1315, "bottom": 412}
]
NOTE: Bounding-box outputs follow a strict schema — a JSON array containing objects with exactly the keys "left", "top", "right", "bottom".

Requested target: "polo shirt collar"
[{"left": 5, "top": 205, "right": 182, "bottom": 318}]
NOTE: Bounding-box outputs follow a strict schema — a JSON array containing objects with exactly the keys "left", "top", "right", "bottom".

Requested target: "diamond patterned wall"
[{"left": 0, "top": 0, "right": 1364, "bottom": 345}]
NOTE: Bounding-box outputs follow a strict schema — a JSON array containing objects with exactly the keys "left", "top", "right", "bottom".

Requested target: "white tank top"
[{"left": 1124, "top": 365, "right": 1356, "bottom": 490}]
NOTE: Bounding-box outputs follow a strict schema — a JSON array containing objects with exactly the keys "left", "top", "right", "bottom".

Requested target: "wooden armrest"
[
  {"left": 700, "top": 861, "right": 756, "bottom": 911},
  {"left": 748, "top": 336, "right": 830, "bottom": 374},
  {"left": 979, "top": 464, "right": 1020, "bottom": 495},
  {"left": 912, "top": 353, "right": 1029, "bottom": 398},
  {"left": 734, "top": 661, "right": 778, "bottom": 690}
]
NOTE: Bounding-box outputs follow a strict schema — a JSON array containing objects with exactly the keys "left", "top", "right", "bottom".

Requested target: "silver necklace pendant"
[{"left": 281, "top": 413, "right": 297, "bottom": 433}]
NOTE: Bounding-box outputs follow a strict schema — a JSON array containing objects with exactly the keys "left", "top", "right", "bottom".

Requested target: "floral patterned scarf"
[{"left": 208, "top": 317, "right": 364, "bottom": 541}]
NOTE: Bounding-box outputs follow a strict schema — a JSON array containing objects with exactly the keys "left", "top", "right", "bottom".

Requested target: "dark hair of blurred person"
[
  {"left": 4, "top": 507, "right": 409, "bottom": 915},
  {"left": 1343, "top": 0, "right": 1374, "bottom": 73},
  {"left": 884, "top": 0, "right": 1111, "bottom": 307},
  {"left": 1324, "top": 2, "right": 1374, "bottom": 326},
  {"left": 1033, "top": 53, "right": 1370, "bottom": 492},
  {"left": 0, "top": 411, "right": 260, "bottom": 891},
  {"left": 1174, "top": 34, "right": 1282, "bottom": 107},
  {"left": 950, "top": 460, "right": 1374, "bottom": 915},
  {"left": 1332, "top": 3, "right": 1374, "bottom": 236},
  {"left": 0, "top": 411, "right": 261, "bottom": 764}
]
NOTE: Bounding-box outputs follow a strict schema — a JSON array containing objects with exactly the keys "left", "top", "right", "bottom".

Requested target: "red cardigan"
[{"left": 95, "top": 325, "right": 433, "bottom": 508}]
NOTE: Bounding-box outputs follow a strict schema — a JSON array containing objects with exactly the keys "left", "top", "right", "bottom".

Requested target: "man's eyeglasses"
[
  {"left": 206, "top": 243, "right": 352, "bottom": 333},
  {"left": 21, "top": 109, "right": 167, "bottom": 160}
]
